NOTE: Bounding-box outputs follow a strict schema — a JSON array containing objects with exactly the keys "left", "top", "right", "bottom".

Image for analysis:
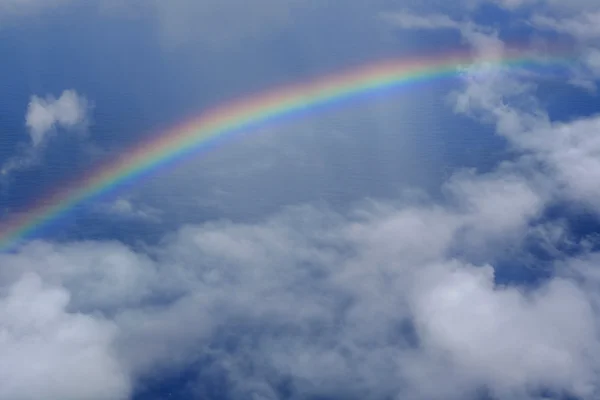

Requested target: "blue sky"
[{"left": 1, "top": 1, "right": 600, "bottom": 400}]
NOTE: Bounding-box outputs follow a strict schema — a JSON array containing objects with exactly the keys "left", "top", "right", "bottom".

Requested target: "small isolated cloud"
[
  {"left": 1, "top": 89, "right": 90, "bottom": 178},
  {"left": 26, "top": 90, "right": 89, "bottom": 147}
]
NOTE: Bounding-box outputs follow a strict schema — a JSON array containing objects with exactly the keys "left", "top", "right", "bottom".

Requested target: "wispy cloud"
[
  {"left": 449, "top": 28, "right": 600, "bottom": 215},
  {"left": 96, "top": 197, "right": 163, "bottom": 223},
  {"left": 380, "top": 11, "right": 464, "bottom": 30}
]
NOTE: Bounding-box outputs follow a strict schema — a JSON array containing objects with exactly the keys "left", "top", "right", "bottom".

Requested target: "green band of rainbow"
[{"left": 0, "top": 47, "right": 570, "bottom": 251}]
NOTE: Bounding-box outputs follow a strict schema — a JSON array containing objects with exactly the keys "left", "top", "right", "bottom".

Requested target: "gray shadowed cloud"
[{"left": 1, "top": 157, "right": 599, "bottom": 399}]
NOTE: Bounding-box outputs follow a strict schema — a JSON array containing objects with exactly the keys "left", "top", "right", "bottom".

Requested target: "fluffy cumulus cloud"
[
  {"left": 25, "top": 90, "right": 89, "bottom": 147},
  {"left": 0, "top": 273, "right": 129, "bottom": 400},
  {"left": 1, "top": 90, "right": 89, "bottom": 178},
  {"left": 1, "top": 165, "right": 600, "bottom": 399}
]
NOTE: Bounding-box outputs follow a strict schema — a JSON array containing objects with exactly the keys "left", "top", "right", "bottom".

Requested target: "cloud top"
[{"left": 25, "top": 90, "right": 89, "bottom": 147}]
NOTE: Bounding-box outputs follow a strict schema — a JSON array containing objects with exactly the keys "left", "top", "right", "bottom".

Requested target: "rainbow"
[{"left": 0, "top": 47, "right": 569, "bottom": 251}]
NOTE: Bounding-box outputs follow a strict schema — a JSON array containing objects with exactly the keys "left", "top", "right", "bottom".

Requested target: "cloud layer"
[{"left": 1, "top": 162, "right": 599, "bottom": 399}]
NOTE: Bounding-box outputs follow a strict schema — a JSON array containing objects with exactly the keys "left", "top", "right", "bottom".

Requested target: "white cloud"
[
  {"left": 532, "top": 12, "right": 600, "bottom": 39},
  {"left": 96, "top": 198, "right": 162, "bottom": 223},
  {"left": 445, "top": 170, "right": 544, "bottom": 246},
  {"left": 0, "top": 273, "right": 130, "bottom": 400},
  {"left": 1, "top": 90, "right": 90, "bottom": 179},
  {"left": 447, "top": 28, "right": 600, "bottom": 215},
  {"left": 1, "top": 143, "right": 599, "bottom": 399},
  {"left": 0, "top": 184, "right": 598, "bottom": 399},
  {"left": 411, "top": 262, "right": 599, "bottom": 398},
  {"left": 470, "top": 0, "right": 600, "bottom": 13},
  {"left": 25, "top": 90, "right": 89, "bottom": 147},
  {"left": 542, "top": 0, "right": 600, "bottom": 14}
]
